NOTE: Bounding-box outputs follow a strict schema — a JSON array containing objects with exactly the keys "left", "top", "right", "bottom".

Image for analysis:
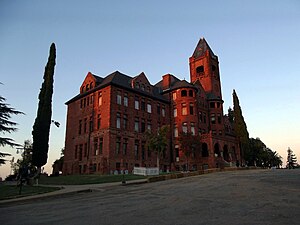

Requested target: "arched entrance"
[
  {"left": 214, "top": 143, "right": 221, "bottom": 157},
  {"left": 223, "top": 145, "right": 230, "bottom": 161}
]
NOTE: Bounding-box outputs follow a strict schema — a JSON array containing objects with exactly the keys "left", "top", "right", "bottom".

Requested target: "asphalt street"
[{"left": 1, "top": 169, "right": 299, "bottom": 225}]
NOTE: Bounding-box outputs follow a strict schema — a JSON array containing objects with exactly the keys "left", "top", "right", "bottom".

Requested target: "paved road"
[{"left": 0, "top": 169, "right": 299, "bottom": 225}]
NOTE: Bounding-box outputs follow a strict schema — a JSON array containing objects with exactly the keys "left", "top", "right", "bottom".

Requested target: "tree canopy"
[
  {"left": 146, "top": 125, "right": 169, "bottom": 170},
  {"left": 287, "top": 147, "right": 298, "bottom": 169},
  {"left": 0, "top": 95, "right": 24, "bottom": 165},
  {"left": 32, "top": 43, "right": 56, "bottom": 169},
  {"left": 232, "top": 89, "right": 250, "bottom": 164}
]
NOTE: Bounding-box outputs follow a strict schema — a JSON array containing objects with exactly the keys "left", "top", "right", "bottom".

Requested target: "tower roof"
[{"left": 192, "top": 37, "right": 216, "bottom": 58}]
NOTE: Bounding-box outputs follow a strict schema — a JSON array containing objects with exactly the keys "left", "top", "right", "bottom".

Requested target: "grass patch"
[
  {"left": 39, "top": 174, "right": 146, "bottom": 185},
  {"left": 0, "top": 185, "right": 61, "bottom": 200}
]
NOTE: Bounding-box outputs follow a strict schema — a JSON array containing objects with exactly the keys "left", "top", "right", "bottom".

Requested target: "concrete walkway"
[{"left": 0, "top": 178, "right": 148, "bottom": 205}]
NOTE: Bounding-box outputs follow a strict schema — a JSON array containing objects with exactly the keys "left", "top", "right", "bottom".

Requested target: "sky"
[{"left": 0, "top": 0, "right": 299, "bottom": 179}]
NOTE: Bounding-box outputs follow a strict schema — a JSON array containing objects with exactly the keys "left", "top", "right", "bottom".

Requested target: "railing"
[{"left": 133, "top": 167, "right": 159, "bottom": 176}]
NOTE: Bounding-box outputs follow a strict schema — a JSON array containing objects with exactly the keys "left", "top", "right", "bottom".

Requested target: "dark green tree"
[
  {"left": 287, "top": 147, "right": 297, "bottom": 169},
  {"left": 178, "top": 132, "right": 201, "bottom": 171},
  {"left": 52, "top": 147, "right": 64, "bottom": 176},
  {"left": 227, "top": 107, "right": 234, "bottom": 123},
  {"left": 0, "top": 95, "right": 24, "bottom": 165},
  {"left": 146, "top": 125, "right": 169, "bottom": 171},
  {"left": 32, "top": 43, "right": 56, "bottom": 172},
  {"left": 232, "top": 89, "right": 250, "bottom": 165}
]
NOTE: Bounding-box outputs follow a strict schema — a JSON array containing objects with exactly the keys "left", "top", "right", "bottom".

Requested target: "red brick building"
[{"left": 63, "top": 38, "right": 241, "bottom": 175}]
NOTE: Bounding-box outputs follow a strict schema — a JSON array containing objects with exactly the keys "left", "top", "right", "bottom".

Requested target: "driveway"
[{"left": 0, "top": 169, "right": 299, "bottom": 225}]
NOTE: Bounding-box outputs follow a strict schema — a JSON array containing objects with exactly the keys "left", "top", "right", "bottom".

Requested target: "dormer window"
[
  {"left": 86, "top": 84, "right": 89, "bottom": 91},
  {"left": 135, "top": 82, "right": 140, "bottom": 89}
]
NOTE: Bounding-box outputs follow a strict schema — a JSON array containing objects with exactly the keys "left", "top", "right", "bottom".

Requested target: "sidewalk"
[{"left": 0, "top": 178, "right": 148, "bottom": 205}]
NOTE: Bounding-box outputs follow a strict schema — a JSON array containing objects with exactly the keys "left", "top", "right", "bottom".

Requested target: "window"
[
  {"left": 79, "top": 144, "right": 83, "bottom": 161},
  {"left": 174, "top": 125, "right": 178, "bottom": 137},
  {"left": 75, "top": 145, "right": 78, "bottom": 159},
  {"left": 135, "top": 98, "right": 139, "bottom": 110},
  {"left": 199, "top": 112, "right": 202, "bottom": 123},
  {"left": 210, "top": 102, "right": 215, "bottom": 108},
  {"left": 217, "top": 102, "right": 221, "bottom": 108},
  {"left": 147, "top": 103, "right": 152, "bottom": 113},
  {"left": 189, "top": 103, "right": 194, "bottom": 115},
  {"left": 94, "top": 138, "right": 98, "bottom": 156},
  {"left": 147, "top": 146, "right": 151, "bottom": 158},
  {"left": 134, "top": 140, "right": 139, "bottom": 160},
  {"left": 162, "top": 106, "right": 165, "bottom": 117},
  {"left": 182, "top": 103, "right": 187, "bottom": 115},
  {"left": 141, "top": 84, "right": 145, "bottom": 91},
  {"left": 116, "top": 137, "right": 121, "bottom": 154},
  {"left": 157, "top": 104, "right": 161, "bottom": 115},
  {"left": 191, "top": 123, "right": 195, "bottom": 135},
  {"left": 181, "top": 90, "right": 187, "bottom": 97},
  {"left": 203, "top": 113, "right": 207, "bottom": 123},
  {"left": 217, "top": 113, "right": 222, "bottom": 124},
  {"left": 97, "top": 114, "right": 101, "bottom": 129},
  {"left": 99, "top": 138, "right": 103, "bottom": 154},
  {"left": 98, "top": 92, "right": 102, "bottom": 106},
  {"left": 117, "top": 91, "right": 122, "bottom": 105},
  {"left": 135, "top": 118, "right": 139, "bottom": 132},
  {"left": 182, "top": 122, "right": 188, "bottom": 133},
  {"left": 189, "top": 90, "right": 194, "bottom": 97},
  {"left": 147, "top": 121, "right": 151, "bottom": 131},
  {"left": 84, "top": 118, "right": 87, "bottom": 133},
  {"left": 173, "top": 108, "right": 177, "bottom": 117},
  {"left": 124, "top": 93, "right": 128, "bottom": 107},
  {"left": 89, "top": 116, "right": 93, "bottom": 132},
  {"left": 141, "top": 119, "right": 146, "bottom": 132},
  {"left": 212, "top": 65, "right": 216, "bottom": 71},
  {"left": 141, "top": 99, "right": 145, "bottom": 111},
  {"left": 219, "top": 130, "right": 222, "bottom": 136},
  {"left": 84, "top": 143, "right": 87, "bottom": 157},
  {"left": 142, "top": 143, "right": 145, "bottom": 160},
  {"left": 135, "top": 82, "right": 140, "bottom": 89},
  {"left": 78, "top": 120, "right": 82, "bottom": 135},
  {"left": 172, "top": 92, "right": 177, "bottom": 100},
  {"left": 123, "top": 114, "right": 128, "bottom": 130},
  {"left": 116, "top": 113, "right": 121, "bottom": 129},
  {"left": 123, "top": 139, "right": 128, "bottom": 155},
  {"left": 211, "top": 113, "right": 216, "bottom": 124}
]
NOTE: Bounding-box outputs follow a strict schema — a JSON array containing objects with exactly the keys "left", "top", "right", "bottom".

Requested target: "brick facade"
[{"left": 63, "top": 38, "right": 241, "bottom": 175}]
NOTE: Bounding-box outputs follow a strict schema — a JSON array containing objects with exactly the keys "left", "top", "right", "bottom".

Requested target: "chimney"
[{"left": 162, "top": 74, "right": 172, "bottom": 90}]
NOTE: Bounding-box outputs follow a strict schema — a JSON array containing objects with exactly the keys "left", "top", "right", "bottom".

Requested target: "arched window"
[
  {"left": 181, "top": 90, "right": 187, "bottom": 97},
  {"left": 189, "top": 90, "right": 194, "bottom": 97}
]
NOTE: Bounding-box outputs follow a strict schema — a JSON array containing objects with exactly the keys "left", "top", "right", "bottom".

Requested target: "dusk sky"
[{"left": 1, "top": 0, "right": 299, "bottom": 178}]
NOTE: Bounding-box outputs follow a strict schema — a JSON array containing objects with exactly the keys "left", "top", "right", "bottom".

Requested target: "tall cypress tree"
[
  {"left": 232, "top": 89, "right": 250, "bottom": 165},
  {"left": 32, "top": 43, "right": 56, "bottom": 171}
]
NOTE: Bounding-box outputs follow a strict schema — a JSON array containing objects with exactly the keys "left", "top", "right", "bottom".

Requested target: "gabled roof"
[
  {"left": 66, "top": 71, "right": 168, "bottom": 104},
  {"left": 192, "top": 37, "right": 216, "bottom": 58}
]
